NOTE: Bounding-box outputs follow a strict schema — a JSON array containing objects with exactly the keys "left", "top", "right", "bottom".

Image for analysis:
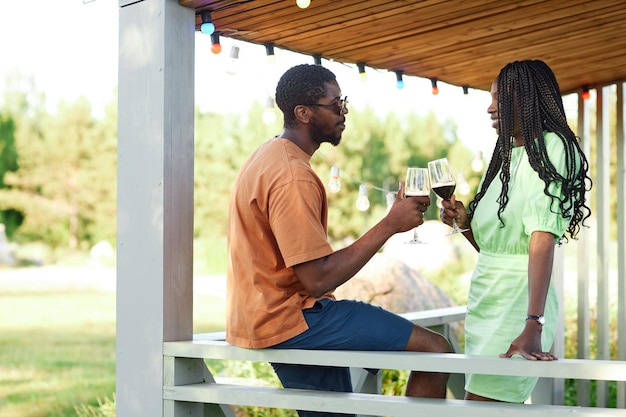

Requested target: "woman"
[{"left": 440, "top": 59, "right": 591, "bottom": 402}]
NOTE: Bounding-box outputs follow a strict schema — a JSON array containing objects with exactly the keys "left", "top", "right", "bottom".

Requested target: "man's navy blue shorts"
[{"left": 270, "top": 298, "right": 414, "bottom": 417}]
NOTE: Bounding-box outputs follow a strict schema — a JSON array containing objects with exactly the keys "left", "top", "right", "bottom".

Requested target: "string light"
[
  {"left": 328, "top": 166, "right": 341, "bottom": 193},
  {"left": 200, "top": 10, "right": 215, "bottom": 35},
  {"left": 582, "top": 85, "right": 590, "bottom": 100},
  {"left": 265, "top": 43, "right": 276, "bottom": 64},
  {"left": 210, "top": 32, "right": 222, "bottom": 54},
  {"left": 456, "top": 172, "right": 471, "bottom": 195},
  {"left": 262, "top": 96, "right": 276, "bottom": 125},
  {"left": 225, "top": 45, "right": 240, "bottom": 74},
  {"left": 471, "top": 151, "right": 484, "bottom": 172},
  {"left": 395, "top": 70, "right": 404, "bottom": 89},
  {"left": 385, "top": 192, "right": 395, "bottom": 211},
  {"left": 462, "top": 86, "right": 469, "bottom": 95},
  {"left": 430, "top": 78, "right": 439, "bottom": 95},
  {"left": 317, "top": 149, "right": 483, "bottom": 213},
  {"left": 313, "top": 54, "right": 322, "bottom": 66},
  {"left": 356, "top": 184, "right": 370, "bottom": 211},
  {"left": 357, "top": 62, "right": 367, "bottom": 81},
  {"left": 296, "top": 0, "right": 311, "bottom": 8}
]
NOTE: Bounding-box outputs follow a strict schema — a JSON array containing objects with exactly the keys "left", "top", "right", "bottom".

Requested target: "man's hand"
[{"left": 386, "top": 183, "right": 430, "bottom": 233}]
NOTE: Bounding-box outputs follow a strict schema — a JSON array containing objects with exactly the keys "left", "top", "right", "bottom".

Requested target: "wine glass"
[
  {"left": 427, "top": 158, "right": 469, "bottom": 235},
  {"left": 404, "top": 167, "right": 430, "bottom": 244}
]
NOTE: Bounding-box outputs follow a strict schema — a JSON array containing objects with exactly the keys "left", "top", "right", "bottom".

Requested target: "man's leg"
[
  {"left": 403, "top": 324, "right": 451, "bottom": 398},
  {"left": 271, "top": 298, "right": 451, "bottom": 413},
  {"left": 270, "top": 363, "right": 354, "bottom": 417}
]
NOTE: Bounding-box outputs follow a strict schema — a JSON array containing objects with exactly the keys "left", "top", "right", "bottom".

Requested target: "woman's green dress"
[{"left": 465, "top": 131, "right": 576, "bottom": 402}]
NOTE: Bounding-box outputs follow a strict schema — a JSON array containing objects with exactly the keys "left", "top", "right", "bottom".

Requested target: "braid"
[{"left": 468, "top": 60, "right": 592, "bottom": 240}]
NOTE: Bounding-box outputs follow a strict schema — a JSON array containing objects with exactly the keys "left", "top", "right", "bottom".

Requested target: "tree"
[
  {"left": 0, "top": 112, "right": 22, "bottom": 238},
  {"left": 1, "top": 72, "right": 117, "bottom": 248},
  {"left": 0, "top": 76, "right": 478, "bottom": 256},
  {"left": 311, "top": 105, "right": 477, "bottom": 240}
]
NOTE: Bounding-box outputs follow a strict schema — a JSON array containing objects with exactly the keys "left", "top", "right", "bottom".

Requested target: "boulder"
[{"left": 334, "top": 252, "right": 456, "bottom": 314}]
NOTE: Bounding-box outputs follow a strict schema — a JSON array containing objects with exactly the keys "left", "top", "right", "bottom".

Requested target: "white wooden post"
[
  {"left": 117, "top": 1, "right": 195, "bottom": 416},
  {"left": 617, "top": 82, "right": 626, "bottom": 408},
  {"left": 576, "top": 91, "right": 591, "bottom": 406},
  {"left": 595, "top": 86, "right": 611, "bottom": 407}
]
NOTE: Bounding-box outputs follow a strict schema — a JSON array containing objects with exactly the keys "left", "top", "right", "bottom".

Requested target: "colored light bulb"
[
  {"left": 582, "top": 86, "right": 590, "bottom": 100},
  {"left": 396, "top": 71, "right": 404, "bottom": 89},
  {"left": 431, "top": 79, "right": 439, "bottom": 95},
  {"left": 201, "top": 22, "right": 215, "bottom": 35},
  {"left": 210, "top": 32, "right": 221, "bottom": 54}
]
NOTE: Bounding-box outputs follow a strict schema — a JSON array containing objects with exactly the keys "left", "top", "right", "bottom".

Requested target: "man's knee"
[{"left": 405, "top": 325, "right": 452, "bottom": 353}]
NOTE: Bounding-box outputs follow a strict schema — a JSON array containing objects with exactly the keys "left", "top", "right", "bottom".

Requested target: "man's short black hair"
[{"left": 275, "top": 64, "right": 337, "bottom": 127}]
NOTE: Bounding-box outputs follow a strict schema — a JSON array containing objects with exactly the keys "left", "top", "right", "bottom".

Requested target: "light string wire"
[
  {"left": 315, "top": 150, "right": 485, "bottom": 210},
  {"left": 316, "top": 151, "right": 483, "bottom": 192},
  {"left": 316, "top": 151, "right": 397, "bottom": 194}
]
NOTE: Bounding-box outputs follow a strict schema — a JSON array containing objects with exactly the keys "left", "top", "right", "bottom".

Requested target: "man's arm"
[{"left": 293, "top": 189, "right": 429, "bottom": 298}]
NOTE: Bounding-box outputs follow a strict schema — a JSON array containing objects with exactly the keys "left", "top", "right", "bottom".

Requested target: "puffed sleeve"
[{"left": 521, "top": 133, "right": 574, "bottom": 238}]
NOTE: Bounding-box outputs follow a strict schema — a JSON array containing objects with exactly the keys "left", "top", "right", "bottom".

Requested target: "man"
[{"left": 227, "top": 64, "right": 450, "bottom": 417}]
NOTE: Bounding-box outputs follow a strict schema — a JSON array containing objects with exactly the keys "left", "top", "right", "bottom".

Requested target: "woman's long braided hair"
[{"left": 467, "top": 60, "right": 592, "bottom": 240}]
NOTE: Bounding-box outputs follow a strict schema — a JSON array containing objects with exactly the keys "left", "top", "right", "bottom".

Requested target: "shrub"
[{"left": 74, "top": 394, "right": 116, "bottom": 417}]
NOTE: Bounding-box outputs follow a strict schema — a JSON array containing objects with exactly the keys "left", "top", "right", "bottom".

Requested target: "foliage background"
[
  {"left": 0, "top": 72, "right": 483, "bottom": 265},
  {"left": 0, "top": 73, "right": 622, "bottom": 416}
]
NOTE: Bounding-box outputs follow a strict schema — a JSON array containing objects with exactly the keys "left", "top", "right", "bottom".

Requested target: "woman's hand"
[
  {"left": 499, "top": 322, "right": 558, "bottom": 361},
  {"left": 439, "top": 195, "right": 479, "bottom": 251},
  {"left": 439, "top": 195, "right": 469, "bottom": 229}
]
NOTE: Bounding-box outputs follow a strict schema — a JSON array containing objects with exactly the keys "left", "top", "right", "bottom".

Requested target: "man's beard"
[{"left": 312, "top": 124, "right": 342, "bottom": 147}]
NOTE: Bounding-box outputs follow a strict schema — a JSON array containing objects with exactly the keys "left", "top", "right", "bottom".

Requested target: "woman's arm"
[
  {"left": 499, "top": 231, "right": 558, "bottom": 361},
  {"left": 293, "top": 186, "right": 430, "bottom": 298}
]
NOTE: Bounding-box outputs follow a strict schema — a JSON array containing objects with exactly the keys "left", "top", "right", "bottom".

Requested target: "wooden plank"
[
  {"left": 398, "top": 305, "right": 466, "bottom": 326},
  {"left": 384, "top": 12, "right": 626, "bottom": 77},
  {"left": 292, "top": 0, "right": 590, "bottom": 56},
  {"left": 163, "top": 383, "right": 626, "bottom": 416},
  {"left": 163, "top": 341, "right": 626, "bottom": 382},
  {"left": 192, "top": 306, "right": 466, "bottom": 343},
  {"left": 192, "top": 306, "right": 466, "bottom": 342},
  {"left": 178, "top": 0, "right": 626, "bottom": 93}
]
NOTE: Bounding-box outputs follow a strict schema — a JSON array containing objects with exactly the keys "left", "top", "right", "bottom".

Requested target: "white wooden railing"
[{"left": 163, "top": 306, "right": 626, "bottom": 417}]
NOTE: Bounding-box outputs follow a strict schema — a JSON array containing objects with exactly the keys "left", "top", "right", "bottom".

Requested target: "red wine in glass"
[
  {"left": 432, "top": 184, "right": 455, "bottom": 201},
  {"left": 427, "top": 158, "right": 469, "bottom": 235}
]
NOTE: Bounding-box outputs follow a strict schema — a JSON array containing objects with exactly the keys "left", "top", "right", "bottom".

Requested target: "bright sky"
[
  {"left": 0, "top": 0, "right": 505, "bottom": 157},
  {"left": 0, "top": 1, "right": 119, "bottom": 116}
]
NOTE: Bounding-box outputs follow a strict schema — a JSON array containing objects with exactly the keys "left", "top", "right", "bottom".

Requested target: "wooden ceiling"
[{"left": 181, "top": 0, "right": 626, "bottom": 95}]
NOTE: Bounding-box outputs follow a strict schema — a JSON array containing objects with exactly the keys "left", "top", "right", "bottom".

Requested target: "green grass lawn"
[
  {"left": 0, "top": 236, "right": 619, "bottom": 416},
  {"left": 0, "top": 272, "right": 226, "bottom": 417}
]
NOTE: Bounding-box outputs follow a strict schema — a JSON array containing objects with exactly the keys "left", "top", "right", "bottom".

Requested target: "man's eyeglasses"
[{"left": 307, "top": 96, "right": 348, "bottom": 114}]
